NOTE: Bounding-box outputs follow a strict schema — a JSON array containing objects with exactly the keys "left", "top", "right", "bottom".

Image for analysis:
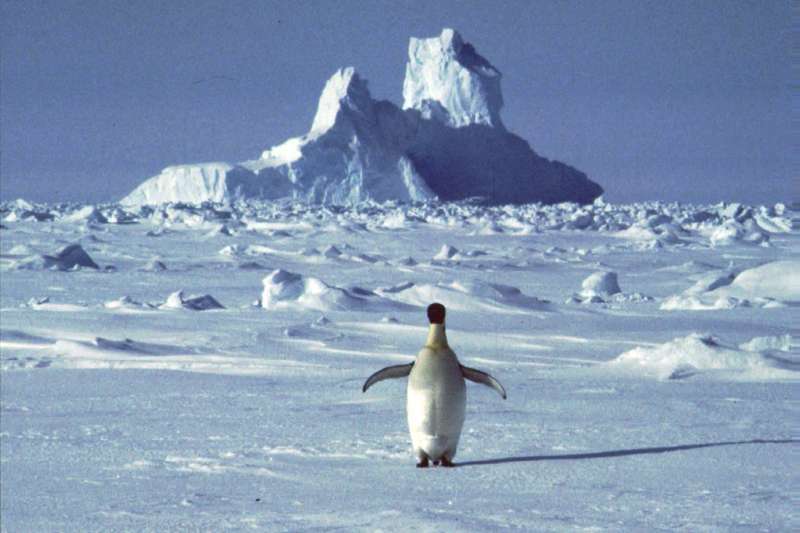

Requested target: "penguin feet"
[{"left": 415, "top": 454, "right": 455, "bottom": 468}]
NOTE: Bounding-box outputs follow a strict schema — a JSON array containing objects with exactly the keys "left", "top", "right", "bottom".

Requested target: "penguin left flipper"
[
  {"left": 362, "top": 363, "right": 414, "bottom": 393},
  {"left": 460, "top": 365, "right": 507, "bottom": 399}
]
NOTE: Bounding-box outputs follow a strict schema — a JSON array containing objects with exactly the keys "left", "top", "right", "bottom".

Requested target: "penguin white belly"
[{"left": 406, "top": 349, "right": 466, "bottom": 460}]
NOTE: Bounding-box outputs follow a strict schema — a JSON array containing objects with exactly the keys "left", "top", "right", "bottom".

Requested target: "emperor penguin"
[{"left": 363, "top": 303, "right": 506, "bottom": 467}]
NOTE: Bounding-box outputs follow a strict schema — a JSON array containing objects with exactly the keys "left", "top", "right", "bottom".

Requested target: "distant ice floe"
[
  {"left": 608, "top": 333, "right": 798, "bottom": 380},
  {"left": 661, "top": 260, "right": 800, "bottom": 310}
]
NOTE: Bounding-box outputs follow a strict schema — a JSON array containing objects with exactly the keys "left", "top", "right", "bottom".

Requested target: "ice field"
[{"left": 1, "top": 198, "right": 798, "bottom": 531}]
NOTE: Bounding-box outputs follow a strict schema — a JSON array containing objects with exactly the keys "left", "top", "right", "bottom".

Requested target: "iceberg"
[{"left": 122, "top": 29, "right": 602, "bottom": 207}]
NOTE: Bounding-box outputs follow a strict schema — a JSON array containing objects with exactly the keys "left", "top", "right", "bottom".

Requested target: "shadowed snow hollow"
[{"left": 121, "top": 29, "right": 601, "bottom": 206}]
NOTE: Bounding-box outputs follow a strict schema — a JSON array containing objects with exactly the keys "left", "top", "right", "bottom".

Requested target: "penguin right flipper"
[
  {"left": 362, "top": 363, "right": 414, "bottom": 392},
  {"left": 461, "top": 365, "right": 507, "bottom": 399}
]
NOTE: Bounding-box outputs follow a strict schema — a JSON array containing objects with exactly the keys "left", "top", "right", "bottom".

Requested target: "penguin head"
[{"left": 427, "top": 303, "right": 446, "bottom": 324}]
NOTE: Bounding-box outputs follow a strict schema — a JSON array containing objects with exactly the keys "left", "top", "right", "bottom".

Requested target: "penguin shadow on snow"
[{"left": 456, "top": 438, "right": 798, "bottom": 467}]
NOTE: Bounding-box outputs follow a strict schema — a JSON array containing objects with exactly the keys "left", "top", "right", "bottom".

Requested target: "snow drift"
[
  {"left": 122, "top": 29, "right": 601, "bottom": 207},
  {"left": 608, "top": 333, "right": 795, "bottom": 380},
  {"left": 661, "top": 260, "right": 800, "bottom": 310},
  {"left": 717, "top": 261, "right": 800, "bottom": 302},
  {"left": 376, "top": 279, "right": 551, "bottom": 313},
  {"left": 581, "top": 272, "right": 621, "bottom": 298},
  {"left": 160, "top": 290, "right": 225, "bottom": 311},
  {"left": 260, "top": 269, "right": 404, "bottom": 312},
  {"left": 10, "top": 244, "right": 100, "bottom": 271}
]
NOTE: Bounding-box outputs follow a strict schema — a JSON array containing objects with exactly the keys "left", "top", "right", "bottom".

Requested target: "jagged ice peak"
[
  {"left": 310, "top": 67, "right": 372, "bottom": 135},
  {"left": 403, "top": 28, "right": 504, "bottom": 129}
]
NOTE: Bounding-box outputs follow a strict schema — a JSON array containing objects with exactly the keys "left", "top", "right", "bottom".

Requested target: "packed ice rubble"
[
  {"left": 2, "top": 197, "right": 796, "bottom": 246},
  {"left": 121, "top": 29, "right": 601, "bottom": 206},
  {"left": 1, "top": 198, "right": 55, "bottom": 222},
  {"left": 608, "top": 333, "right": 796, "bottom": 380}
]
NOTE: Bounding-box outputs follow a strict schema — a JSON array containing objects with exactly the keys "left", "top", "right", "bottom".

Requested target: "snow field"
[{"left": 1, "top": 198, "right": 798, "bottom": 531}]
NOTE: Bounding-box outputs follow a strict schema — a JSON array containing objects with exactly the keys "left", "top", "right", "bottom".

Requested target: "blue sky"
[{"left": 1, "top": 0, "right": 794, "bottom": 204}]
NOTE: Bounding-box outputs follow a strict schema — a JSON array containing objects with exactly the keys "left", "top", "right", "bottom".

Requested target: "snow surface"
[
  {"left": 1, "top": 198, "right": 798, "bottom": 531},
  {"left": 121, "top": 29, "right": 602, "bottom": 207}
]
